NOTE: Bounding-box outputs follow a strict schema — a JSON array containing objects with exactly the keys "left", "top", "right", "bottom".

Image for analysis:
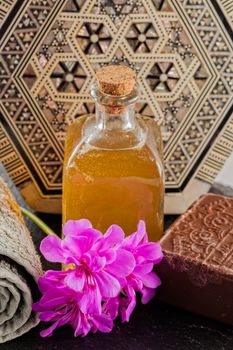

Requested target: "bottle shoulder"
[
  {"left": 138, "top": 115, "right": 161, "bottom": 136},
  {"left": 64, "top": 114, "right": 163, "bottom": 166},
  {"left": 137, "top": 115, "right": 163, "bottom": 157},
  {"left": 64, "top": 115, "right": 94, "bottom": 162}
]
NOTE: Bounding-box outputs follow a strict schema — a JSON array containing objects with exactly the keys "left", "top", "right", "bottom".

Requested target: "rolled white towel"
[{"left": 0, "top": 177, "right": 42, "bottom": 343}]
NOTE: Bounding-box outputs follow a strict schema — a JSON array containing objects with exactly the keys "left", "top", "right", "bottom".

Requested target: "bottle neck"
[{"left": 95, "top": 103, "right": 136, "bottom": 131}]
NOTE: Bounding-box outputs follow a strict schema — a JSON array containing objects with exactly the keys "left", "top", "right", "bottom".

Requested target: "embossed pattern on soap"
[{"left": 171, "top": 195, "right": 233, "bottom": 273}]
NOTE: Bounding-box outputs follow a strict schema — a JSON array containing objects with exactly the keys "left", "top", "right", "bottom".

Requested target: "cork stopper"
[{"left": 96, "top": 65, "right": 136, "bottom": 96}]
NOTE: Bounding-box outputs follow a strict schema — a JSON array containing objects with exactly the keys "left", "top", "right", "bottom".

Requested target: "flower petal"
[
  {"left": 64, "top": 270, "right": 85, "bottom": 292},
  {"left": 40, "top": 312, "right": 72, "bottom": 337},
  {"left": 63, "top": 219, "right": 92, "bottom": 236},
  {"left": 38, "top": 276, "right": 57, "bottom": 293},
  {"left": 74, "top": 311, "right": 91, "bottom": 337},
  {"left": 39, "top": 308, "right": 68, "bottom": 322},
  {"left": 92, "top": 314, "right": 113, "bottom": 333},
  {"left": 40, "top": 322, "right": 59, "bottom": 337},
  {"left": 139, "top": 271, "right": 161, "bottom": 289},
  {"left": 106, "top": 249, "right": 135, "bottom": 278},
  {"left": 141, "top": 287, "right": 156, "bottom": 304},
  {"left": 133, "top": 263, "right": 153, "bottom": 276},
  {"left": 92, "top": 255, "right": 106, "bottom": 271},
  {"left": 137, "top": 220, "right": 147, "bottom": 239},
  {"left": 63, "top": 229, "right": 102, "bottom": 256},
  {"left": 105, "top": 224, "right": 125, "bottom": 243},
  {"left": 62, "top": 235, "right": 89, "bottom": 256},
  {"left": 120, "top": 286, "right": 136, "bottom": 322},
  {"left": 99, "top": 248, "right": 116, "bottom": 264},
  {"left": 122, "top": 220, "right": 147, "bottom": 249},
  {"left": 40, "top": 235, "right": 64, "bottom": 263},
  {"left": 95, "top": 270, "right": 121, "bottom": 298},
  {"left": 96, "top": 224, "right": 125, "bottom": 251},
  {"left": 135, "top": 243, "right": 163, "bottom": 263},
  {"left": 44, "top": 270, "right": 68, "bottom": 281},
  {"left": 103, "top": 298, "right": 119, "bottom": 320},
  {"left": 82, "top": 228, "right": 103, "bottom": 245},
  {"left": 78, "top": 285, "right": 102, "bottom": 315},
  {"left": 33, "top": 289, "right": 69, "bottom": 311}
]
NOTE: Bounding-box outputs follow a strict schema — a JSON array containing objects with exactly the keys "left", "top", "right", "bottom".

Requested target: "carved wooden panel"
[{"left": 0, "top": 0, "right": 232, "bottom": 213}]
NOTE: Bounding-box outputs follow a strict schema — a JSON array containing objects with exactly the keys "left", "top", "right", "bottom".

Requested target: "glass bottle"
[{"left": 63, "top": 65, "right": 164, "bottom": 241}]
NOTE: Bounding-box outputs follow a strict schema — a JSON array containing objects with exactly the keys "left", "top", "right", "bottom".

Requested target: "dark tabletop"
[{"left": 1, "top": 212, "right": 232, "bottom": 350}]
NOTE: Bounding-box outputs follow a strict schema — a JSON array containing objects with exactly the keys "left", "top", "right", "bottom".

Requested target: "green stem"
[{"left": 20, "top": 207, "right": 58, "bottom": 238}]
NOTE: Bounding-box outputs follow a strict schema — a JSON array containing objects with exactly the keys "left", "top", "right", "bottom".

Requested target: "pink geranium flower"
[
  {"left": 34, "top": 219, "right": 163, "bottom": 337},
  {"left": 40, "top": 219, "right": 135, "bottom": 316},
  {"left": 119, "top": 221, "right": 163, "bottom": 322},
  {"left": 33, "top": 272, "right": 113, "bottom": 337}
]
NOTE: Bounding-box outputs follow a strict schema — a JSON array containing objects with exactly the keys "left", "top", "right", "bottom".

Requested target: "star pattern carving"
[{"left": 0, "top": 0, "right": 232, "bottom": 213}]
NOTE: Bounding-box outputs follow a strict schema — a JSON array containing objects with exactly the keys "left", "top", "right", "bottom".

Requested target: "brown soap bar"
[{"left": 157, "top": 193, "right": 233, "bottom": 325}]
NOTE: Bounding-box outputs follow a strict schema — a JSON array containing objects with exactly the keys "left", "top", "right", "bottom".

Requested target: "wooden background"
[{"left": 0, "top": 0, "right": 232, "bottom": 213}]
